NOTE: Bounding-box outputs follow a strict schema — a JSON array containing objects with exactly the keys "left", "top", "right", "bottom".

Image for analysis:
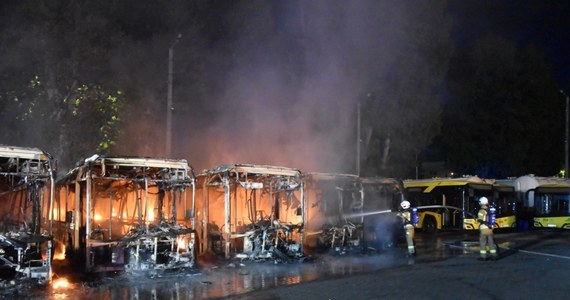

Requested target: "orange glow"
[
  {"left": 53, "top": 242, "right": 66, "bottom": 260},
  {"left": 52, "top": 277, "right": 70, "bottom": 289},
  {"left": 148, "top": 210, "right": 155, "bottom": 222},
  {"left": 94, "top": 213, "right": 103, "bottom": 221},
  {"left": 177, "top": 236, "right": 186, "bottom": 250}
]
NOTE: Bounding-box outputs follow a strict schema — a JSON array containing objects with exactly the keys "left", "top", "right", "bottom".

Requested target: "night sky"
[
  {"left": 1, "top": 0, "right": 569, "bottom": 177},
  {"left": 451, "top": 0, "right": 570, "bottom": 84}
]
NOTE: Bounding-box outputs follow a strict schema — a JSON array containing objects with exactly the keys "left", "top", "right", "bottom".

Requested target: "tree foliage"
[{"left": 359, "top": 1, "right": 454, "bottom": 178}]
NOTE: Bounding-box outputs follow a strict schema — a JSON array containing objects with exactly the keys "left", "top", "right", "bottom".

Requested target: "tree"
[
  {"left": 0, "top": 1, "right": 133, "bottom": 172},
  {"left": 358, "top": 0, "right": 454, "bottom": 178}
]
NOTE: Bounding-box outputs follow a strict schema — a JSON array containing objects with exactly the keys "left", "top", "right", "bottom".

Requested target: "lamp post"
[
  {"left": 561, "top": 90, "right": 569, "bottom": 179},
  {"left": 166, "top": 33, "right": 182, "bottom": 157}
]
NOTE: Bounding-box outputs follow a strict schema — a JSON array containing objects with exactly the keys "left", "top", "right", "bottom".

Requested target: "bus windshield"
[
  {"left": 465, "top": 184, "right": 493, "bottom": 219},
  {"left": 534, "top": 188, "right": 570, "bottom": 217},
  {"left": 493, "top": 186, "right": 517, "bottom": 217}
]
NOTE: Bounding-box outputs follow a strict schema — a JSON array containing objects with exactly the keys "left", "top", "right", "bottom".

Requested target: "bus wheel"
[{"left": 423, "top": 216, "right": 437, "bottom": 233}]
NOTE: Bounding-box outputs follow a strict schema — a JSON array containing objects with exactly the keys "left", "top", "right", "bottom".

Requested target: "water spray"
[{"left": 342, "top": 209, "right": 393, "bottom": 219}]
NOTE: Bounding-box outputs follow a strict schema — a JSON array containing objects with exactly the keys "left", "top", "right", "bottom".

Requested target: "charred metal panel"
[
  {"left": 0, "top": 145, "right": 55, "bottom": 284},
  {"left": 198, "top": 164, "right": 305, "bottom": 262},
  {"left": 360, "top": 177, "right": 407, "bottom": 251},
  {"left": 55, "top": 155, "right": 196, "bottom": 274},
  {"left": 304, "top": 173, "right": 363, "bottom": 255}
]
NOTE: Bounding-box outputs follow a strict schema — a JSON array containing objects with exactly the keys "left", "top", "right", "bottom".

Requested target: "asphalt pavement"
[{"left": 221, "top": 230, "right": 570, "bottom": 300}]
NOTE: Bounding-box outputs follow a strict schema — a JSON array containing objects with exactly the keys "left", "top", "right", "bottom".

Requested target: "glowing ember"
[
  {"left": 148, "top": 210, "right": 155, "bottom": 222},
  {"left": 52, "top": 278, "right": 70, "bottom": 289}
]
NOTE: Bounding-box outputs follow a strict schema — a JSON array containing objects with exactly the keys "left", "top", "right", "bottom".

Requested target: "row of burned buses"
[
  {"left": 4, "top": 145, "right": 570, "bottom": 283},
  {"left": 0, "top": 145, "right": 406, "bottom": 283}
]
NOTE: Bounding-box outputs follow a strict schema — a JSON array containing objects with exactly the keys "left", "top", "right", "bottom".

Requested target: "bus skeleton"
[
  {"left": 304, "top": 172, "right": 363, "bottom": 255},
  {"left": 0, "top": 145, "right": 55, "bottom": 283},
  {"left": 55, "top": 155, "right": 196, "bottom": 274},
  {"left": 197, "top": 164, "right": 305, "bottom": 262}
]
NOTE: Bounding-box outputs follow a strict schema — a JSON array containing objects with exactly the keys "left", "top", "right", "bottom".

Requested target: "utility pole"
[
  {"left": 561, "top": 90, "right": 569, "bottom": 178},
  {"left": 356, "top": 102, "right": 361, "bottom": 176},
  {"left": 166, "top": 33, "right": 182, "bottom": 157}
]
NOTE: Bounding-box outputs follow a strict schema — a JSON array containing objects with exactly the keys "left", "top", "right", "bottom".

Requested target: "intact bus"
[
  {"left": 404, "top": 177, "right": 516, "bottom": 232},
  {"left": 511, "top": 175, "right": 570, "bottom": 229}
]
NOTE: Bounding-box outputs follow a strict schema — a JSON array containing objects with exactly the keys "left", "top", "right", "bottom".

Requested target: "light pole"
[
  {"left": 561, "top": 90, "right": 569, "bottom": 179},
  {"left": 166, "top": 33, "right": 182, "bottom": 157},
  {"left": 356, "top": 102, "right": 361, "bottom": 176}
]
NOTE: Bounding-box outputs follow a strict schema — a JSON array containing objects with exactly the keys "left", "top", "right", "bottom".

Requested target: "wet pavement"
[{"left": 4, "top": 229, "right": 570, "bottom": 299}]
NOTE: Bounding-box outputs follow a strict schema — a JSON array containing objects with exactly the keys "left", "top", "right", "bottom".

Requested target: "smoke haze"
[{"left": 158, "top": 1, "right": 410, "bottom": 173}]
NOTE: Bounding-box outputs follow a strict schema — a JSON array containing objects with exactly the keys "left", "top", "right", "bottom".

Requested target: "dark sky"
[
  {"left": 450, "top": 0, "right": 570, "bottom": 85},
  {"left": 1, "top": 0, "right": 569, "bottom": 176}
]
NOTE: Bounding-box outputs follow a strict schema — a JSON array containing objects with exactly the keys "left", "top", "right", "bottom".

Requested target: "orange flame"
[
  {"left": 177, "top": 236, "right": 186, "bottom": 250},
  {"left": 53, "top": 242, "right": 66, "bottom": 260},
  {"left": 94, "top": 213, "right": 103, "bottom": 222},
  {"left": 52, "top": 277, "right": 70, "bottom": 289}
]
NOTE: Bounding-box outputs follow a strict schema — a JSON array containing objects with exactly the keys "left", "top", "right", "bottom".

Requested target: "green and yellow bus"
[
  {"left": 404, "top": 177, "right": 516, "bottom": 232},
  {"left": 511, "top": 175, "right": 570, "bottom": 229}
]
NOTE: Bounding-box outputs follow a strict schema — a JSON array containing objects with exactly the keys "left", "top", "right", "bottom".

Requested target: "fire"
[
  {"left": 94, "top": 213, "right": 103, "bottom": 221},
  {"left": 177, "top": 236, "right": 186, "bottom": 250},
  {"left": 52, "top": 277, "right": 70, "bottom": 289},
  {"left": 148, "top": 209, "right": 155, "bottom": 222},
  {"left": 53, "top": 242, "right": 66, "bottom": 260}
]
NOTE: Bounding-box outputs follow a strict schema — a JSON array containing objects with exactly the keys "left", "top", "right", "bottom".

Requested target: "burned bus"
[
  {"left": 196, "top": 164, "right": 304, "bottom": 262},
  {"left": 0, "top": 145, "right": 55, "bottom": 283},
  {"left": 303, "top": 173, "right": 363, "bottom": 255},
  {"left": 359, "top": 177, "right": 407, "bottom": 251},
  {"left": 54, "top": 155, "right": 196, "bottom": 274}
]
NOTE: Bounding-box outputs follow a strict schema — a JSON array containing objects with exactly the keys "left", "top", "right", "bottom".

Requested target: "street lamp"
[
  {"left": 561, "top": 90, "right": 569, "bottom": 179},
  {"left": 166, "top": 33, "right": 182, "bottom": 157}
]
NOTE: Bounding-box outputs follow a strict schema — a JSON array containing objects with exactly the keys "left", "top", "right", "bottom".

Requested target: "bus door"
[{"left": 434, "top": 186, "right": 462, "bottom": 229}]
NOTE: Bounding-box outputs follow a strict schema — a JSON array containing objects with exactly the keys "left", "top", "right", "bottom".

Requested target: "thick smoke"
[{"left": 166, "top": 1, "right": 410, "bottom": 173}]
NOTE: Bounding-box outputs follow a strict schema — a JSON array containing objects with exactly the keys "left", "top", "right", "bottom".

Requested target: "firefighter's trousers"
[
  {"left": 479, "top": 227, "right": 497, "bottom": 258},
  {"left": 405, "top": 224, "right": 415, "bottom": 254}
]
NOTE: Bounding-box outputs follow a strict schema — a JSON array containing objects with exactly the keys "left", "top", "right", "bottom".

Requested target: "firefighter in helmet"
[
  {"left": 397, "top": 200, "right": 416, "bottom": 256},
  {"left": 477, "top": 196, "right": 498, "bottom": 261}
]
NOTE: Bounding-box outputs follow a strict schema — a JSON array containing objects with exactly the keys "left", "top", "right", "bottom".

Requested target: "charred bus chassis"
[
  {"left": 304, "top": 173, "right": 364, "bottom": 255},
  {"left": 197, "top": 164, "right": 305, "bottom": 262},
  {"left": 0, "top": 145, "right": 55, "bottom": 284},
  {"left": 55, "top": 155, "right": 196, "bottom": 274}
]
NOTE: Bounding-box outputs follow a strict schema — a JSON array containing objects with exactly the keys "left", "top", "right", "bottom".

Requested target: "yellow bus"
[
  {"left": 404, "top": 177, "right": 516, "bottom": 232},
  {"left": 511, "top": 175, "right": 570, "bottom": 229}
]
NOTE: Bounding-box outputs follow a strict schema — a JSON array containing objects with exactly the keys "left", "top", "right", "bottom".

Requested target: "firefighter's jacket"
[
  {"left": 398, "top": 209, "right": 414, "bottom": 227},
  {"left": 477, "top": 206, "right": 490, "bottom": 230}
]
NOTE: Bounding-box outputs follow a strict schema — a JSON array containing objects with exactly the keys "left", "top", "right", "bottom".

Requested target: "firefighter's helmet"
[
  {"left": 479, "top": 197, "right": 489, "bottom": 206},
  {"left": 401, "top": 200, "right": 410, "bottom": 210}
]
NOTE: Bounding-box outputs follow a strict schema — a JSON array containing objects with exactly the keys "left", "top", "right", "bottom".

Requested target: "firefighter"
[
  {"left": 477, "top": 196, "right": 498, "bottom": 261},
  {"left": 397, "top": 200, "right": 416, "bottom": 256}
]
